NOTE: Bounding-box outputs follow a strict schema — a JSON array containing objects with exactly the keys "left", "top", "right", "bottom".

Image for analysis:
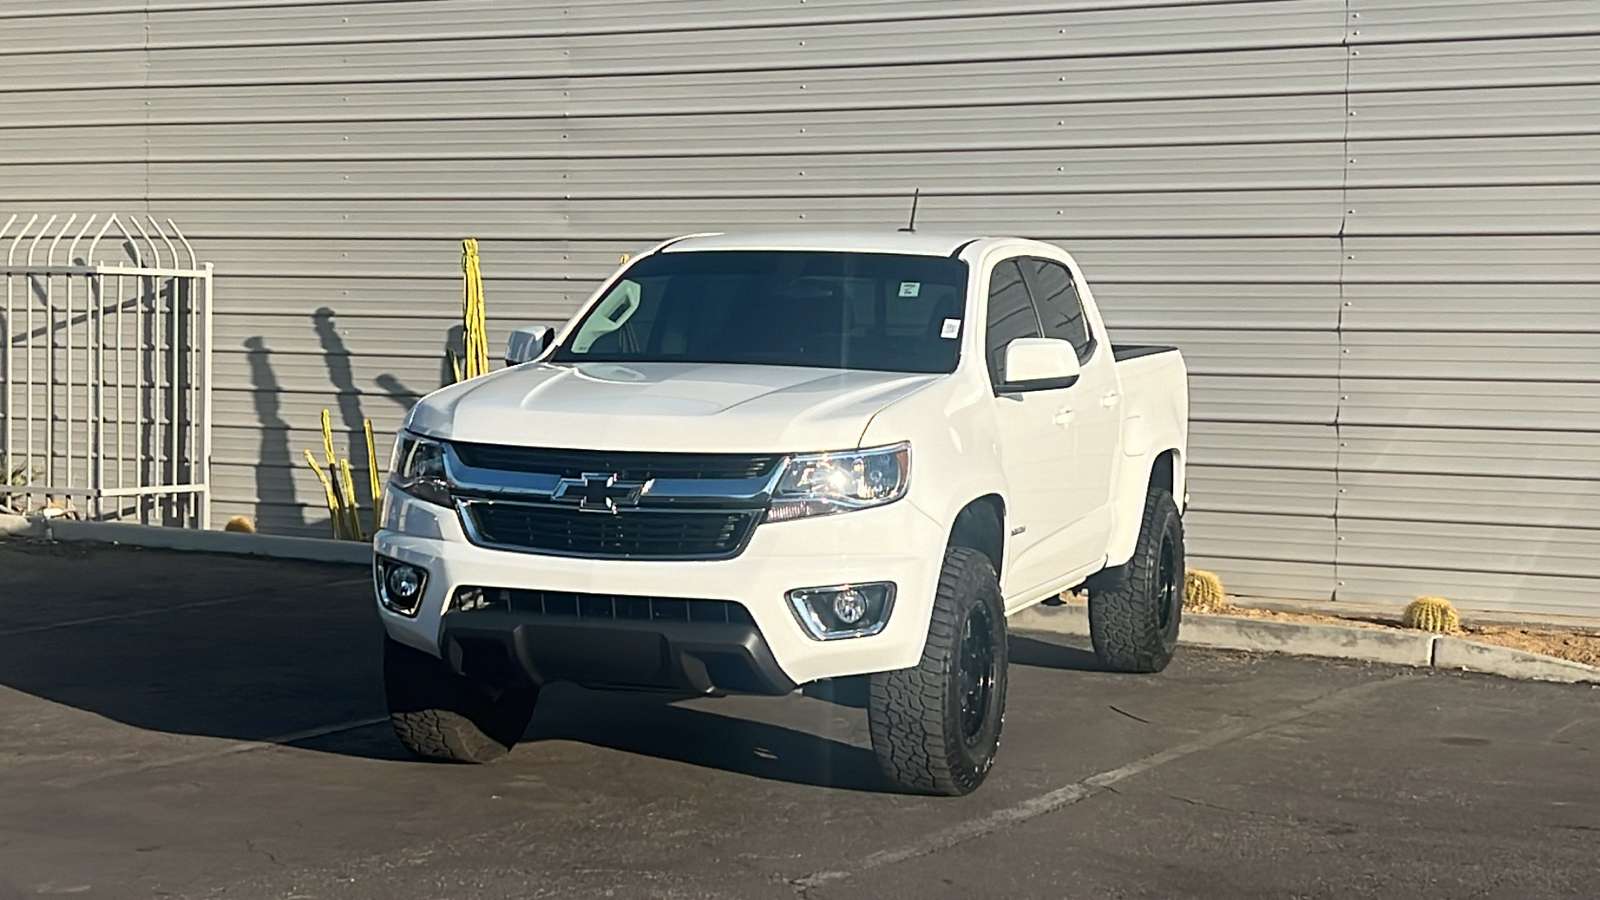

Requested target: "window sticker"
[
  {"left": 940, "top": 318, "right": 961, "bottom": 339},
  {"left": 898, "top": 281, "right": 922, "bottom": 298}
]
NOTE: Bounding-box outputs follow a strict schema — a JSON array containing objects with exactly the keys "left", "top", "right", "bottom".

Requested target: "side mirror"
[
  {"left": 505, "top": 325, "right": 553, "bottom": 366},
  {"left": 1002, "top": 338, "right": 1081, "bottom": 389}
]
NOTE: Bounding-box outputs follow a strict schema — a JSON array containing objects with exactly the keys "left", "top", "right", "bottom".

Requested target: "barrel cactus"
[
  {"left": 1184, "top": 569, "right": 1227, "bottom": 613},
  {"left": 1402, "top": 596, "right": 1460, "bottom": 633}
]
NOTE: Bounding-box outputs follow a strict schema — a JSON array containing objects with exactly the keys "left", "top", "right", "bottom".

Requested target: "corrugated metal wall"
[{"left": 3, "top": 0, "right": 1596, "bottom": 617}]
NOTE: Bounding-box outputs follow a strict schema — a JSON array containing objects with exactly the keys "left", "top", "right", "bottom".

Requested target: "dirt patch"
[{"left": 1206, "top": 605, "right": 1398, "bottom": 631}]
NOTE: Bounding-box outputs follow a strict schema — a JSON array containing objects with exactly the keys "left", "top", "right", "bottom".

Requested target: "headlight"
[
  {"left": 766, "top": 442, "right": 910, "bottom": 522},
  {"left": 390, "top": 433, "right": 452, "bottom": 507}
]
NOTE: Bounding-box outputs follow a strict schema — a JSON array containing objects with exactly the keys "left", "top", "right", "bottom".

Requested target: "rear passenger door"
[{"left": 1020, "top": 257, "right": 1118, "bottom": 564}]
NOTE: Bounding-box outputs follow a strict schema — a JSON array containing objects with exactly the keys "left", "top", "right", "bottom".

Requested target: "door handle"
[
  {"left": 1053, "top": 408, "right": 1075, "bottom": 427},
  {"left": 1101, "top": 391, "right": 1121, "bottom": 408}
]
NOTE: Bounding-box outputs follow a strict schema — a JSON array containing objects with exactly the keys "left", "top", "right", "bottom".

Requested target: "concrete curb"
[
  {"left": 1430, "top": 636, "right": 1600, "bottom": 685},
  {"left": 1012, "top": 603, "right": 1600, "bottom": 685},
  {"left": 0, "top": 513, "right": 371, "bottom": 565}
]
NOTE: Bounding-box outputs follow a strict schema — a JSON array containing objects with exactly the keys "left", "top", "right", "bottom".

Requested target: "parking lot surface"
[{"left": 1, "top": 539, "right": 1597, "bottom": 899}]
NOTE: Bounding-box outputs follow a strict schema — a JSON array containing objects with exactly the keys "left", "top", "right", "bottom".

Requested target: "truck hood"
[{"left": 406, "top": 362, "right": 943, "bottom": 453}]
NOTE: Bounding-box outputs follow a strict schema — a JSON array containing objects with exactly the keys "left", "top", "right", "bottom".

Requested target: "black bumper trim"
[{"left": 441, "top": 610, "right": 798, "bottom": 696}]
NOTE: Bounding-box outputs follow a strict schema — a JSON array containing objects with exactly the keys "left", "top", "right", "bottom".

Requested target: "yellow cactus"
[
  {"left": 303, "top": 450, "right": 343, "bottom": 540},
  {"left": 365, "top": 419, "right": 383, "bottom": 535},
  {"left": 460, "top": 238, "right": 490, "bottom": 381},
  {"left": 302, "top": 410, "right": 382, "bottom": 542},
  {"left": 338, "top": 458, "right": 365, "bottom": 542},
  {"left": 224, "top": 515, "right": 256, "bottom": 534},
  {"left": 320, "top": 409, "right": 338, "bottom": 470},
  {"left": 1403, "top": 596, "right": 1460, "bottom": 633},
  {"left": 1184, "top": 568, "right": 1228, "bottom": 613}
]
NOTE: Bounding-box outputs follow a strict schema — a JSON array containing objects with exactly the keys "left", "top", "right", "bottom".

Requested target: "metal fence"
[{"left": 1, "top": 214, "right": 213, "bottom": 527}]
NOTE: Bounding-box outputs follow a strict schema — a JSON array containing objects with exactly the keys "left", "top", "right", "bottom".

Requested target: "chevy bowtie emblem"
[{"left": 552, "top": 472, "right": 650, "bottom": 513}]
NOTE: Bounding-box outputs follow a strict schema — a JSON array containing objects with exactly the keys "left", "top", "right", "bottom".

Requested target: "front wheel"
[
  {"left": 384, "top": 636, "right": 539, "bottom": 763},
  {"left": 868, "top": 547, "right": 1008, "bottom": 796},
  {"left": 1087, "top": 488, "right": 1184, "bottom": 673}
]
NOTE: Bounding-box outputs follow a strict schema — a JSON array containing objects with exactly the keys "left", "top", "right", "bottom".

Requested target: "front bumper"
[
  {"left": 374, "top": 488, "right": 947, "bottom": 689},
  {"left": 443, "top": 607, "right": 795, "bottom": 695}
]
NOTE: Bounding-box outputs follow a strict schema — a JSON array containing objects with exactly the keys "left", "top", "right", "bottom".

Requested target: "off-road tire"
[
  {"left": 868, "top": 547, "right": 1008, "bottom": 796},
  {"left": 1087, "top": 488, "right": 1184, "bottom": 673},
  {"left": 384, "top": 636, "right": 539, "bottom": 763}
]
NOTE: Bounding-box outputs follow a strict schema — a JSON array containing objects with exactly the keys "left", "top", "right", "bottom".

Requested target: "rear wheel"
[
  {"left": 384, "top": 636, "right": 539, "bottom": 763},
  {"left": 1087, "top": 488, "right": 1184, "bottom": 673},
  {"left": 868, "top": 547, "right": 1008, "bottom": 796}
]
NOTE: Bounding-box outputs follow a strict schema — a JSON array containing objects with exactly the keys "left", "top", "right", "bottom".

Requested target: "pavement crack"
[
  {"left": 1108, "top": 705, "right": 1151, "bottom": 724},
  {"left": 1170, "top": 793, "right": 1235, "bottom": 813}
]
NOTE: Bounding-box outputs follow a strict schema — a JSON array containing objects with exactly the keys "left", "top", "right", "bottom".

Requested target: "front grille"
[
  {"left": 464, "top": 501, "right": 759, "bottom": 559},
  {"left": 451, "top": 586, "right": 754, "bottom": 625},
  {"left": 451, "top": 442, "right": 780, "bottom": 481}
]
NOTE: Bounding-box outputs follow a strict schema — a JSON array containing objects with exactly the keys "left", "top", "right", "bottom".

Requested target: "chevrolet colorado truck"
[{"left": 374, "top": 231, "right": 1188, "bottom": 795}]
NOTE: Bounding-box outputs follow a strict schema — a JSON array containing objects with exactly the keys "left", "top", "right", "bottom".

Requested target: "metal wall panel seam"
[
  {"left": 0, "top": 0, "right": 1315, "bottom": 31},
  {"left": 0, "top": 1, "right": 1343, "bottom": 58},
  {"left": 1333, "top": 0, "right": 1356, "bottom": 601}
]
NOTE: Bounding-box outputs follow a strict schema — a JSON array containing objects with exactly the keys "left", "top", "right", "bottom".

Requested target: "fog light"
[
  {"left": 787, "top": 582, "right": 895, "bottom": 641},
  {"left": 833, "top": 589, "right": 868, "bottom": 625},
  {"left": 388, "top": 565, "right": 423, "bottom": 600},
  {"left": 375, "top": 555, "right": 428, "bottom": 617}
]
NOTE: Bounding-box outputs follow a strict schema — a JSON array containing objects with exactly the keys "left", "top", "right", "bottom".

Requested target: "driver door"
[{"left": 984, "top": 258, "right": 1077, "bottom": 600}]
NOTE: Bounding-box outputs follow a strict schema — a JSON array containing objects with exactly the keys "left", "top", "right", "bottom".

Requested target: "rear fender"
[{"left": 1105, "top": 446, "right": 1185, "bottom": 569}]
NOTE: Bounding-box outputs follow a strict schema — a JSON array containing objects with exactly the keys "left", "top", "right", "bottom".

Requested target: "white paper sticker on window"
[
  {"left": 940, "top": 318, "right": 961, "bottom": 339},
  {"left": 898, "top": 282, "right": 922, "bottom": 298}
]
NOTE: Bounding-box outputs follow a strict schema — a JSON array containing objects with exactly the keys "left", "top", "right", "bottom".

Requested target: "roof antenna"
[{"left": 898, "top": 188, "right": 921, "bottom": 233}]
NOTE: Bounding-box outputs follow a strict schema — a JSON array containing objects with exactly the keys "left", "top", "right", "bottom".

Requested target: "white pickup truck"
[{"left": 374, "top": 231, "right": 1188, "bottom": 795}]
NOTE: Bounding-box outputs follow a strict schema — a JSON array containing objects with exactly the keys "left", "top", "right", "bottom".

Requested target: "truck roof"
[{"left": 660, "top": 230, "right": 986, "bottom": 258}]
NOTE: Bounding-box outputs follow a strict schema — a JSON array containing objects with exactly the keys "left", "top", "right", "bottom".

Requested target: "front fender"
[{"left": 859, "top": 374, "right": 1007, "bottom": 540}]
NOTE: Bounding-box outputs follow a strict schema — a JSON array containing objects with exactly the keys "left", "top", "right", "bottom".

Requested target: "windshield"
[{"left": 551, "top": 250, "right": 969, "bottom": 373}]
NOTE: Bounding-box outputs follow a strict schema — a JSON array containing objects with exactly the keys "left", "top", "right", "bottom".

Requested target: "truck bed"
[{"left": 1111, "top": 344, "right": 1179, "bottom": 362}]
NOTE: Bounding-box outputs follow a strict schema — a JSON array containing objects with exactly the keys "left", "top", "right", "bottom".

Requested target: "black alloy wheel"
[
  {"left": 1157, "top": 531, "right": 1179, "bottom": 633},
  {"left": 957, "top": 603, "right": 999, "bottom": 747}
]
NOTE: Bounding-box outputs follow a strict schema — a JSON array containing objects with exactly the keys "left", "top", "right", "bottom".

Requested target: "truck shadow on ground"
[
  {"left": 521, "top": 684, "right": 889, "bottom": 792},
  {"left": 1008, "top": 634, "right": 1111, "bottom": 672},
  {"left": 0, "top": 541, "right": 1107, "bottom": 793}
]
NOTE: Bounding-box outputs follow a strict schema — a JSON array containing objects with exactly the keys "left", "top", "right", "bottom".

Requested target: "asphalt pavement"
[{"left": 1, "top": 539, "right": 1596, "bottom": 899}]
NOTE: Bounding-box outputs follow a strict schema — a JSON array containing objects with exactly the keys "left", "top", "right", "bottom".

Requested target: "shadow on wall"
[
  {"left": 313, "top": 306, "right": 375, "bottom": 463},
  {"left": 243, "top": 336, "right": 307, "bottom": 533},
  {"left": 373, "top": 323, "right": 463, "bottom": 410},
  {"left": 244, "top": 311, "right": 469, "bottom": 534}
]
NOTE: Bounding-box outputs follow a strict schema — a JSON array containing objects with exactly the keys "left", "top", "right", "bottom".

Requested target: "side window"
[
  {"left": 985, "top": 258, "right": 1041, "bottom": 386},
  {"left": 1023, "top": 258, "right": 1094, "bottom": 362}
]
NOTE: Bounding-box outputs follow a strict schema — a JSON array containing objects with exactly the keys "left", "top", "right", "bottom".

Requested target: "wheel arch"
[
  {"left": 946, "top": 493, "right": 1006, "bottom": 580},
  {"left": 1104, "top": 447, "right": 1184, "bottom": 569}
]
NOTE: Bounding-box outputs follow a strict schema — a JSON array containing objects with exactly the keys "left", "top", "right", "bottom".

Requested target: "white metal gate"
[{"left": 1, "top": 214, "right": 213, "bottom": 528}]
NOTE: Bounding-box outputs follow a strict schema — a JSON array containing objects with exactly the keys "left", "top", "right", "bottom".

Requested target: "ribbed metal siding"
[
  {"left": 1, "top": 0, "right": 1594, "bottom": 618},
  {"left": 1334, "top": 0, "right": 1600, "bottom": 617}
]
